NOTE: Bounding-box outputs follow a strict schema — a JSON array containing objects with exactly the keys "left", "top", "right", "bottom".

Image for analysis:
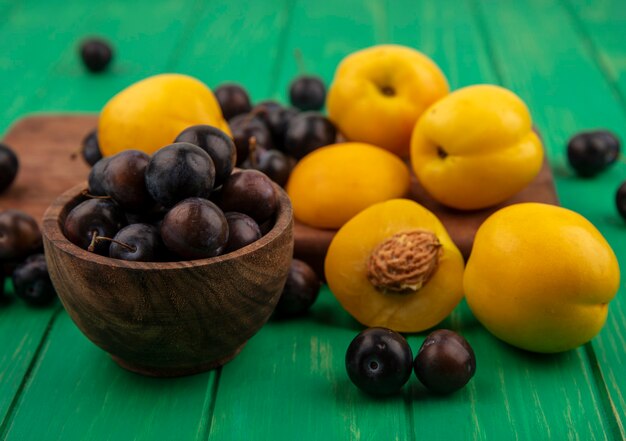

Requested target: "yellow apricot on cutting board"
[
  {"left": 98, "top": 74, "right": 231, "bottom": 157},
  {"left": 286, "top": 143, "right": 410, "bottom": 229},
  {"left": 411, "top": 84, "right": 543, "bottom": 210},
  {"left": 325, "top": 199, "right": 465, "bottom": 332},
  {"left": 464, "top": 203, "right": 620, "bottom": 353}
]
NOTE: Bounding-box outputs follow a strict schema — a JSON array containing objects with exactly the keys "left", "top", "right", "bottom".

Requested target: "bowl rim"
[{"left": 42, "top": 181, "right": 293, "bottom": 270}]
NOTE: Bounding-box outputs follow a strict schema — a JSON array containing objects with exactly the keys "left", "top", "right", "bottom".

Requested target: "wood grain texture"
[
  {"left": 0, "top": 0, "right": 97, "bottom": 135},
  {"left": 0, "top": 300, "right": 60, "bottom": 432},
  {"left": 0, "top": 115, "right": 92, "bottom": 223},
  {"left": 42, "top": 182, "right": 293, "bottom": 376}
]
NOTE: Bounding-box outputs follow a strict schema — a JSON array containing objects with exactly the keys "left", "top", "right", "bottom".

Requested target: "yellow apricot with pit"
[
  {"left": 286, "top": 143, "right": 410, "bottom": 229},
  {"left": 325, "top": 199, "right": 465, "bottom": 332}
]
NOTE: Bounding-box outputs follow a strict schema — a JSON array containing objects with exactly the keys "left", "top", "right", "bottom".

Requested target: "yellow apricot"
[
  {"left": 99, "top": 74, "right": 231, "bottom": 157},
  {"left": 411, "top": 85, "right": 543, "bottom": 210},
  {"left": 325, "top": 199, "right": 465, "bottom": 332},
  {"left": 327, "top": 45, "right": 449, "bottom": 157},
  {"left": 286, "top": 143, "right": 410, "bottom": 229},
  {"left": 464, "top": 203, "right": 620, "bottom": 353}
]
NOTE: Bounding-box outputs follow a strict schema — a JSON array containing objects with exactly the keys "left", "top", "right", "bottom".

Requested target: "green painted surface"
[
  {"left": 1, "top": 1, "right": 625, "bottom": 440},
  {"left": 2, "top": 313, "right": 216, "bottom": 441}
]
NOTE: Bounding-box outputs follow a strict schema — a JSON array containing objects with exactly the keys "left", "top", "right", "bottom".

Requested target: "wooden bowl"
[{"left": 41, "top": 182, "right": 294, "bottom": 377}]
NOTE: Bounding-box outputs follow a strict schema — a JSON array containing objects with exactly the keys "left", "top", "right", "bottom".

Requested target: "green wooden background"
[{"left": 1, "top": 0, "right": 625, "bottom": 439}]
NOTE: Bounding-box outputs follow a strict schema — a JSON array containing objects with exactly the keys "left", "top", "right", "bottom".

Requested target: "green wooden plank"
[
  {"left": 0, "top": 0, "right": 96, "bottom": 135},
  {"left": 469, "top": 0, "right": 626, "bottom": 437},
  {"left": 171, "top": 0, "right": 294, "bottom": 102},
  {"left": 1, "top": 312, "right": 216, "bottom": 441},
  {"left": 0, "top": 285, "right": 61, "bottom": 430},
  {"left": 271, "top": 0, "right": 383, "bottom": 103},
  {"left": 560, "top": 0, "right": 626, "bottom": 430},
  {"left": 6, "top": 0, "right": 207, "bottom": 117},
  {"left": 387, "top": 0, "right": 497, "bottom": 89},
  {"left": 562, "top": 0, "right": 626, "bottom": 109}
]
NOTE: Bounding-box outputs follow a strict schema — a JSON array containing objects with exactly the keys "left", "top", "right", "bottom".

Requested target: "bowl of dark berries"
[{"left": 41, "top": 129, "right": 293, "bottom": 377}]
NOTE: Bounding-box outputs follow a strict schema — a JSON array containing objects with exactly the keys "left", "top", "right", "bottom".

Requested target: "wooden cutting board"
[{"left": 0, "top": 114, "right": 559, "bottom": 277}]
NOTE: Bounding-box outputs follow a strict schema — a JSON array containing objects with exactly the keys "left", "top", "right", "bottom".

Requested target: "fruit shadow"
[
  {"left": 289, "top": 287, "right": 363, "bottom": 332},
  {"left": 331, "top": 375, "right": 406, "bottom": 406},
  {"left": 493, "top": 338, "right": 574, "bottom": 365},
  {"left": 0, "top": 295, "right": 14, "bottom": 307}
]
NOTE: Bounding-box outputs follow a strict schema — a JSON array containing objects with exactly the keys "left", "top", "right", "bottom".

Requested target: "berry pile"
[
  {"left": 68, "top": 127, "right": 279, "bottom": 262},
  {"left": 0, "top": 210, "right": 56, "bottom": 306},
  {"left": 214, "top": 78, "right": 335, "bottom": 187},
  {"left": 345, "top": 328, "right": 476, "bottom": 396}
]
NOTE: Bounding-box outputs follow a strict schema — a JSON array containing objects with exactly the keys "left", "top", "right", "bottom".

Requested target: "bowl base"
[{"left": 110, "top": 344, "right": 245, "bottom": 377}]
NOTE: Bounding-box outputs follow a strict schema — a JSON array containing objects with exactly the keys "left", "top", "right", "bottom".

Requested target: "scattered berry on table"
[
  {"left": 567, "top": 130, "right": 620, "bottom": 177},
  {"left": 242, "top": 147, "right": 292, "bottom": 187},
  {"left": 253, "top": 101, "right": 299, "bottom": 150},
  {"left": 345, "top": 327, "right": 413, "bottom": 396},
  {"left": 615, "top": 181, "right": 626, "bottom": 221},
  {"left": 79, "top": 38, "right": 113, "bottom": 73},
  {"left": 229, "top": 113, "right": 274, "bottom": 165},
  {"left": 413, "top": 329, "right": 476, "bottom": 394}
]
